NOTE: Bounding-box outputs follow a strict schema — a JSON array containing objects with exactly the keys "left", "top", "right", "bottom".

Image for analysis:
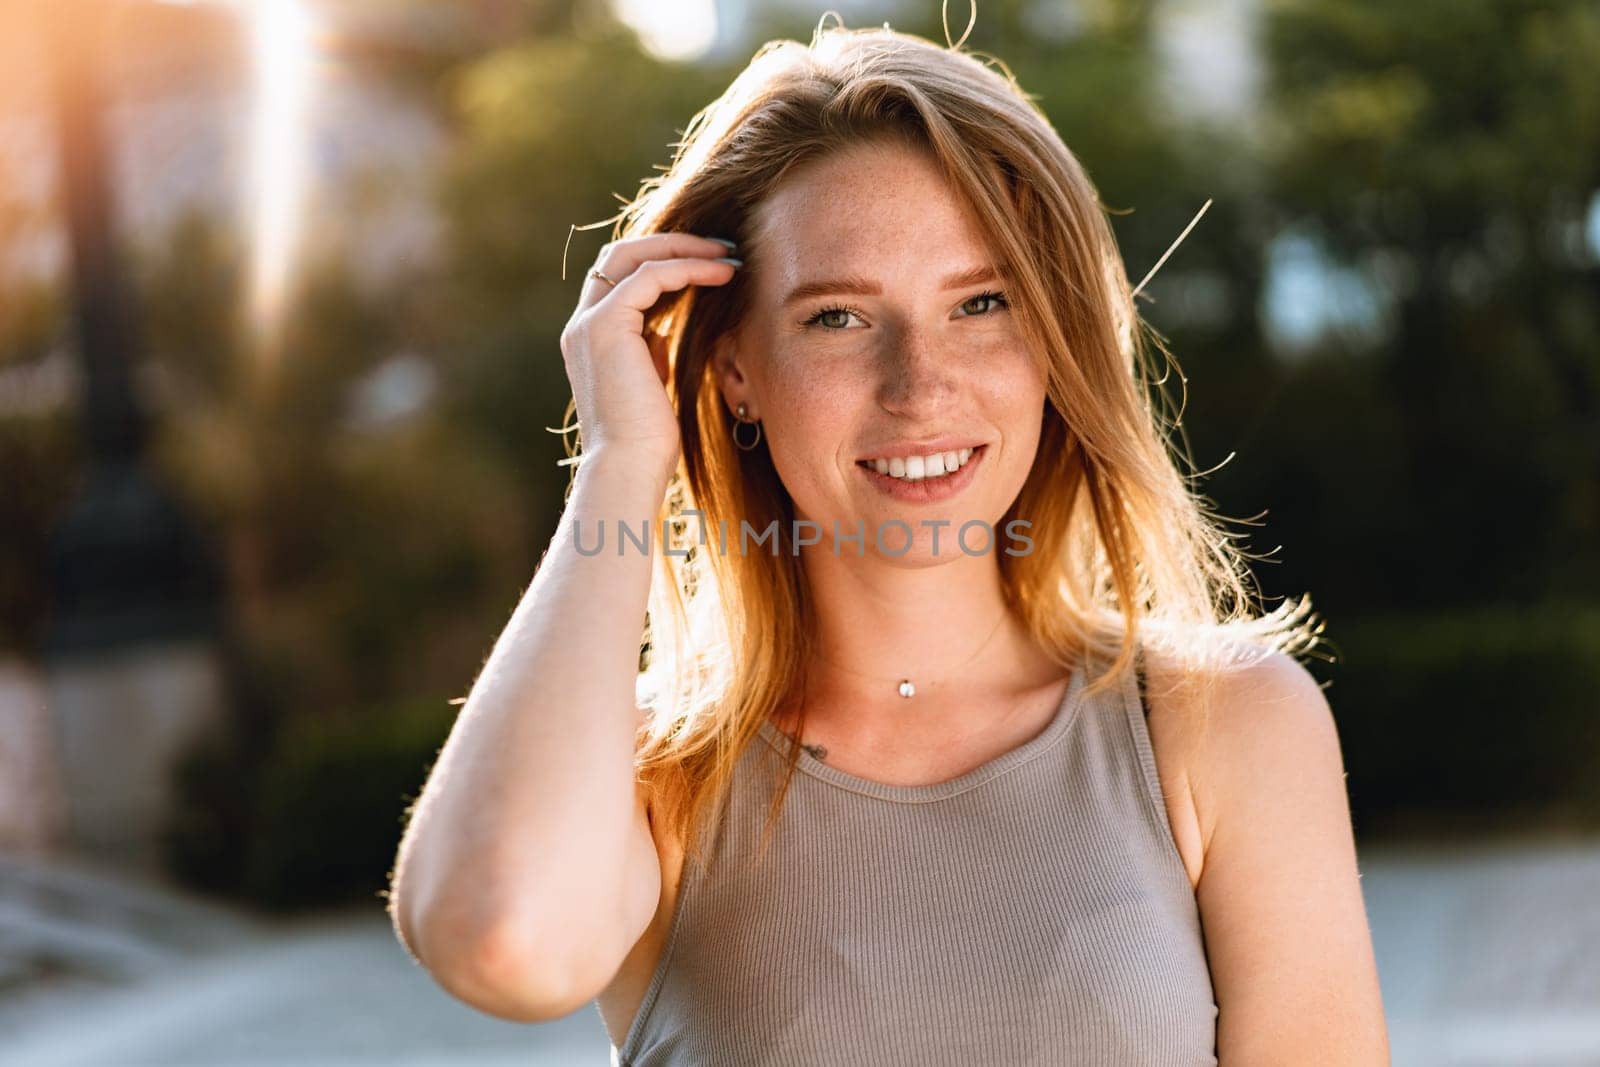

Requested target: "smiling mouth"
[{"left": 856, "top": 444, "right": 987, "bottom": 481}]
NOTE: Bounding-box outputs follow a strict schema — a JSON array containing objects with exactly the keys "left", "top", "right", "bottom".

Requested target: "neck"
[{"left": 795, "top": 545, "right": 1041, "bottom": 719}]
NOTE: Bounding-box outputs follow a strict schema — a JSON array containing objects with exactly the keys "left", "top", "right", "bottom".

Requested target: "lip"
[
  {"left": 856, "top": 444, "right": 987, "bottom": 504},
  {"left": 856, "top": 437, "right": 986, "bottom": 462}
]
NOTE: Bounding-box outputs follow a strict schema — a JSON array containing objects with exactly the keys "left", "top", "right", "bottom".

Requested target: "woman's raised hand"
[{"left": 560, "top": 233, "right": 742, "bottom": 480}]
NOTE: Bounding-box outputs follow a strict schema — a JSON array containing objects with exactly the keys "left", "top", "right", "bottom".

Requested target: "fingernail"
[
  {"left": 715, "top": 256, "right": 743, "bottom": 267},
  {"left": 707, "top": 237, "right": 739, "bottom": 249}
]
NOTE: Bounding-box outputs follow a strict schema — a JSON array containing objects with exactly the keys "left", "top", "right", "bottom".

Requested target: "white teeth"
[{"left": 863, "top": 446, "right": 980, "bottom": 480}]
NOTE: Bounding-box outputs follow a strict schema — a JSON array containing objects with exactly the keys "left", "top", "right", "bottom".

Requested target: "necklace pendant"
[{"left": 897, "top": 679, "right": 916, "bottom": 698}]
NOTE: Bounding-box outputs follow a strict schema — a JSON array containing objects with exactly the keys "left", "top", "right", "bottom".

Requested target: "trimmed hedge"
[
  {"left": 167, "top": 695, "right": 455, "bottom": 913},
  {"left": 239, "top": 697, "right": 455, "bottom": 911},
  {"left": 1322, "top": 603, "right": 1600, "bottom": 839}
]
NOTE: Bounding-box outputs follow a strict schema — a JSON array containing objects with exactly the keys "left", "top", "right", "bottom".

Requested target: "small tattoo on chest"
[{"left": 775, "top": 725, "right": 828, "bottom": 762}]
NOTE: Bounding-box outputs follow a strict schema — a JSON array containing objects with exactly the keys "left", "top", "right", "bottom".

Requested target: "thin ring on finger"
[{"left": 589, "top": 268, "right": 617, "bottom": 288}]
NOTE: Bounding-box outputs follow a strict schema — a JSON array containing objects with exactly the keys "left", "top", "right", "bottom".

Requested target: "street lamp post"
[{"left": 42, "top": 0, "right": 228, "bottom": 876}]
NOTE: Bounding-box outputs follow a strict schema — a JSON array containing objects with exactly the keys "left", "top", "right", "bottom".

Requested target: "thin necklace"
[{"left": 809, "top": 606, "right": 1012, "bottom": 699}]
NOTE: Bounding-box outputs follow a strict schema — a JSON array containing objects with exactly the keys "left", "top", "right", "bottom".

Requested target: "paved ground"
[
  {"left": 1361, "top": 834, "right": 1600, "bottom": 1065},
  {"left": 3, "top": 835, "right": 1599, "bottom": 1066},
  {"left": 0, "top": 850, "right": 609, "bottom": 1066}
]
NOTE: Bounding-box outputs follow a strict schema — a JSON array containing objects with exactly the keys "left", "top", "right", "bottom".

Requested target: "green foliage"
[
  {"left": 1252, "top": 0, "right": 1600, "bottom": 611},
  {"left": 435, "top": 27, "right": 727, "bottom": 472},
  {"left": 137, "top": 213, "right": 534, "bottom": 908},
  {"left": 236, "top": 695, "right": 456, "bottom": 912},
  {"left": 0, "top": 411, "right": 79, "bottom": 654},
  {"left": 1264, "top": 0, "right": 1600, "bottom": 220},
  {"left": 0, "top": 187, "right": 76, "bottom": 655},
  {"left": 1326, "top": 604, "right": 1600, "bottom": 837}
]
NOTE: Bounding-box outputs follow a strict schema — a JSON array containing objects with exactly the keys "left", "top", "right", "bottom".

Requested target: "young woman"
[{"left": 389, "top": 21, "right": 1390, "bottom": 1066}]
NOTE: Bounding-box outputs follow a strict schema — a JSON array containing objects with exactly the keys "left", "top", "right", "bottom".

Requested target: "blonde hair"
[{"left": 561, "top": 20, "right": 1324, "bottom": 863}]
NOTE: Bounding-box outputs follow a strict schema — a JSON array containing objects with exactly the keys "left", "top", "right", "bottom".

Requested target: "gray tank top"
[{"left": 612, "top": 653, "right": 1219, "bottom": 1065}]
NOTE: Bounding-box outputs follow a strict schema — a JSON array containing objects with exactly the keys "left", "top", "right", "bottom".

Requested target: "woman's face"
[{"left": 718, "top": 139, "right": 1048, "bottom": 564}]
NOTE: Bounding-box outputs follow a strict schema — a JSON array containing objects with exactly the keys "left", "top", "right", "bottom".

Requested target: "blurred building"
[{"left": 0, "top": 0, "right": 445, "bottom": 295}]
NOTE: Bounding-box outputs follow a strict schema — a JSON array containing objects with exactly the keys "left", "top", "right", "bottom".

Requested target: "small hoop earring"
[{"left": 732, "top": 402, "right": 763, "bottom": 451}]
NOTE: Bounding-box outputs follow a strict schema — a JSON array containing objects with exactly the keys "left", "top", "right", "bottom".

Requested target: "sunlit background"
[
  {"left": 1, "top": 1, "right": 1597, "bottom": 1063},
  {"left": 245, "top": 0, "right": 317, "bottom": 362}
]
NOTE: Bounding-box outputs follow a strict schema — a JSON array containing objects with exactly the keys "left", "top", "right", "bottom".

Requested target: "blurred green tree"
[{"left": 1253, "top": 0, "right": 1600, "bottom": 613}]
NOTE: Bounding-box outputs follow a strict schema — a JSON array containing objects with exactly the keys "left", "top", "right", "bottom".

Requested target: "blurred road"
[
  {"left": 1361, "top": 834, "right": 1600, "bottom": 1065},
  {"left": 0, "top": 851, "right": 610, "bottom": 1067},
  {"left": 3, "top": 836, "right": 1599, "bottom": 1066}
]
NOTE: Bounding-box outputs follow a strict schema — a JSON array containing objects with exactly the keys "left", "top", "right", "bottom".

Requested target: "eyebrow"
[{"left": 780, "top": 264, "right": 1008, "bottom": 307}]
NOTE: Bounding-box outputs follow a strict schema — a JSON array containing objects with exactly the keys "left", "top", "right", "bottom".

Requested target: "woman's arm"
[
  {"left": 385, "top": 234, "right": 741, "bottom": 1022},
  {"left": 1189, "top": 650, "right": 1391, "bottom": 1064},
  {"left": 387, "top": 453, "right": 670, "bottom": 1022}
]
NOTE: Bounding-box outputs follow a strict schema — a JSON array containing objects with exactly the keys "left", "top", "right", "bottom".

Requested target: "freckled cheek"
[
  {"left": 947, "top": 329, "right": 1035, "bottom": 381},
  {"left": 985, "top": 338, "right": 1048, "bottom": 399},
  {"left": 997, "top": 366, "right": 1048, "bottom": 413},
  {"left": 973, "top": 345, "right": 1049, "bottom": 461},
  {"left": 760, "top": 357, "right": 869, "bottom": 474}
]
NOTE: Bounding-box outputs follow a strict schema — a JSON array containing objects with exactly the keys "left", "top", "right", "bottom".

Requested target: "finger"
[
  {"left": 593, "top": 256, "right": 741, "bottom": 321},
  {"left": 580, "top": 232, "right": 737, "bottom": 309}
]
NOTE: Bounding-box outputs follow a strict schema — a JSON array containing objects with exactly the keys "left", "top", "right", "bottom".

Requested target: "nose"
[{"left": 876, "top": 325, "right": 960, "bottom": 417}]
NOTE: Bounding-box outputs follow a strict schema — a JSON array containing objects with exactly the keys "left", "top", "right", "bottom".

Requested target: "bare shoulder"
[
  {"left": 1153, "top": 643, "right": 1389, "bottom": 1062},
  {"left": 1168, "top": 646, "right": 1341, "bottom": 856},
  {"left": 1135, "top": 643, "right": 1332, "bottom": 831}
]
